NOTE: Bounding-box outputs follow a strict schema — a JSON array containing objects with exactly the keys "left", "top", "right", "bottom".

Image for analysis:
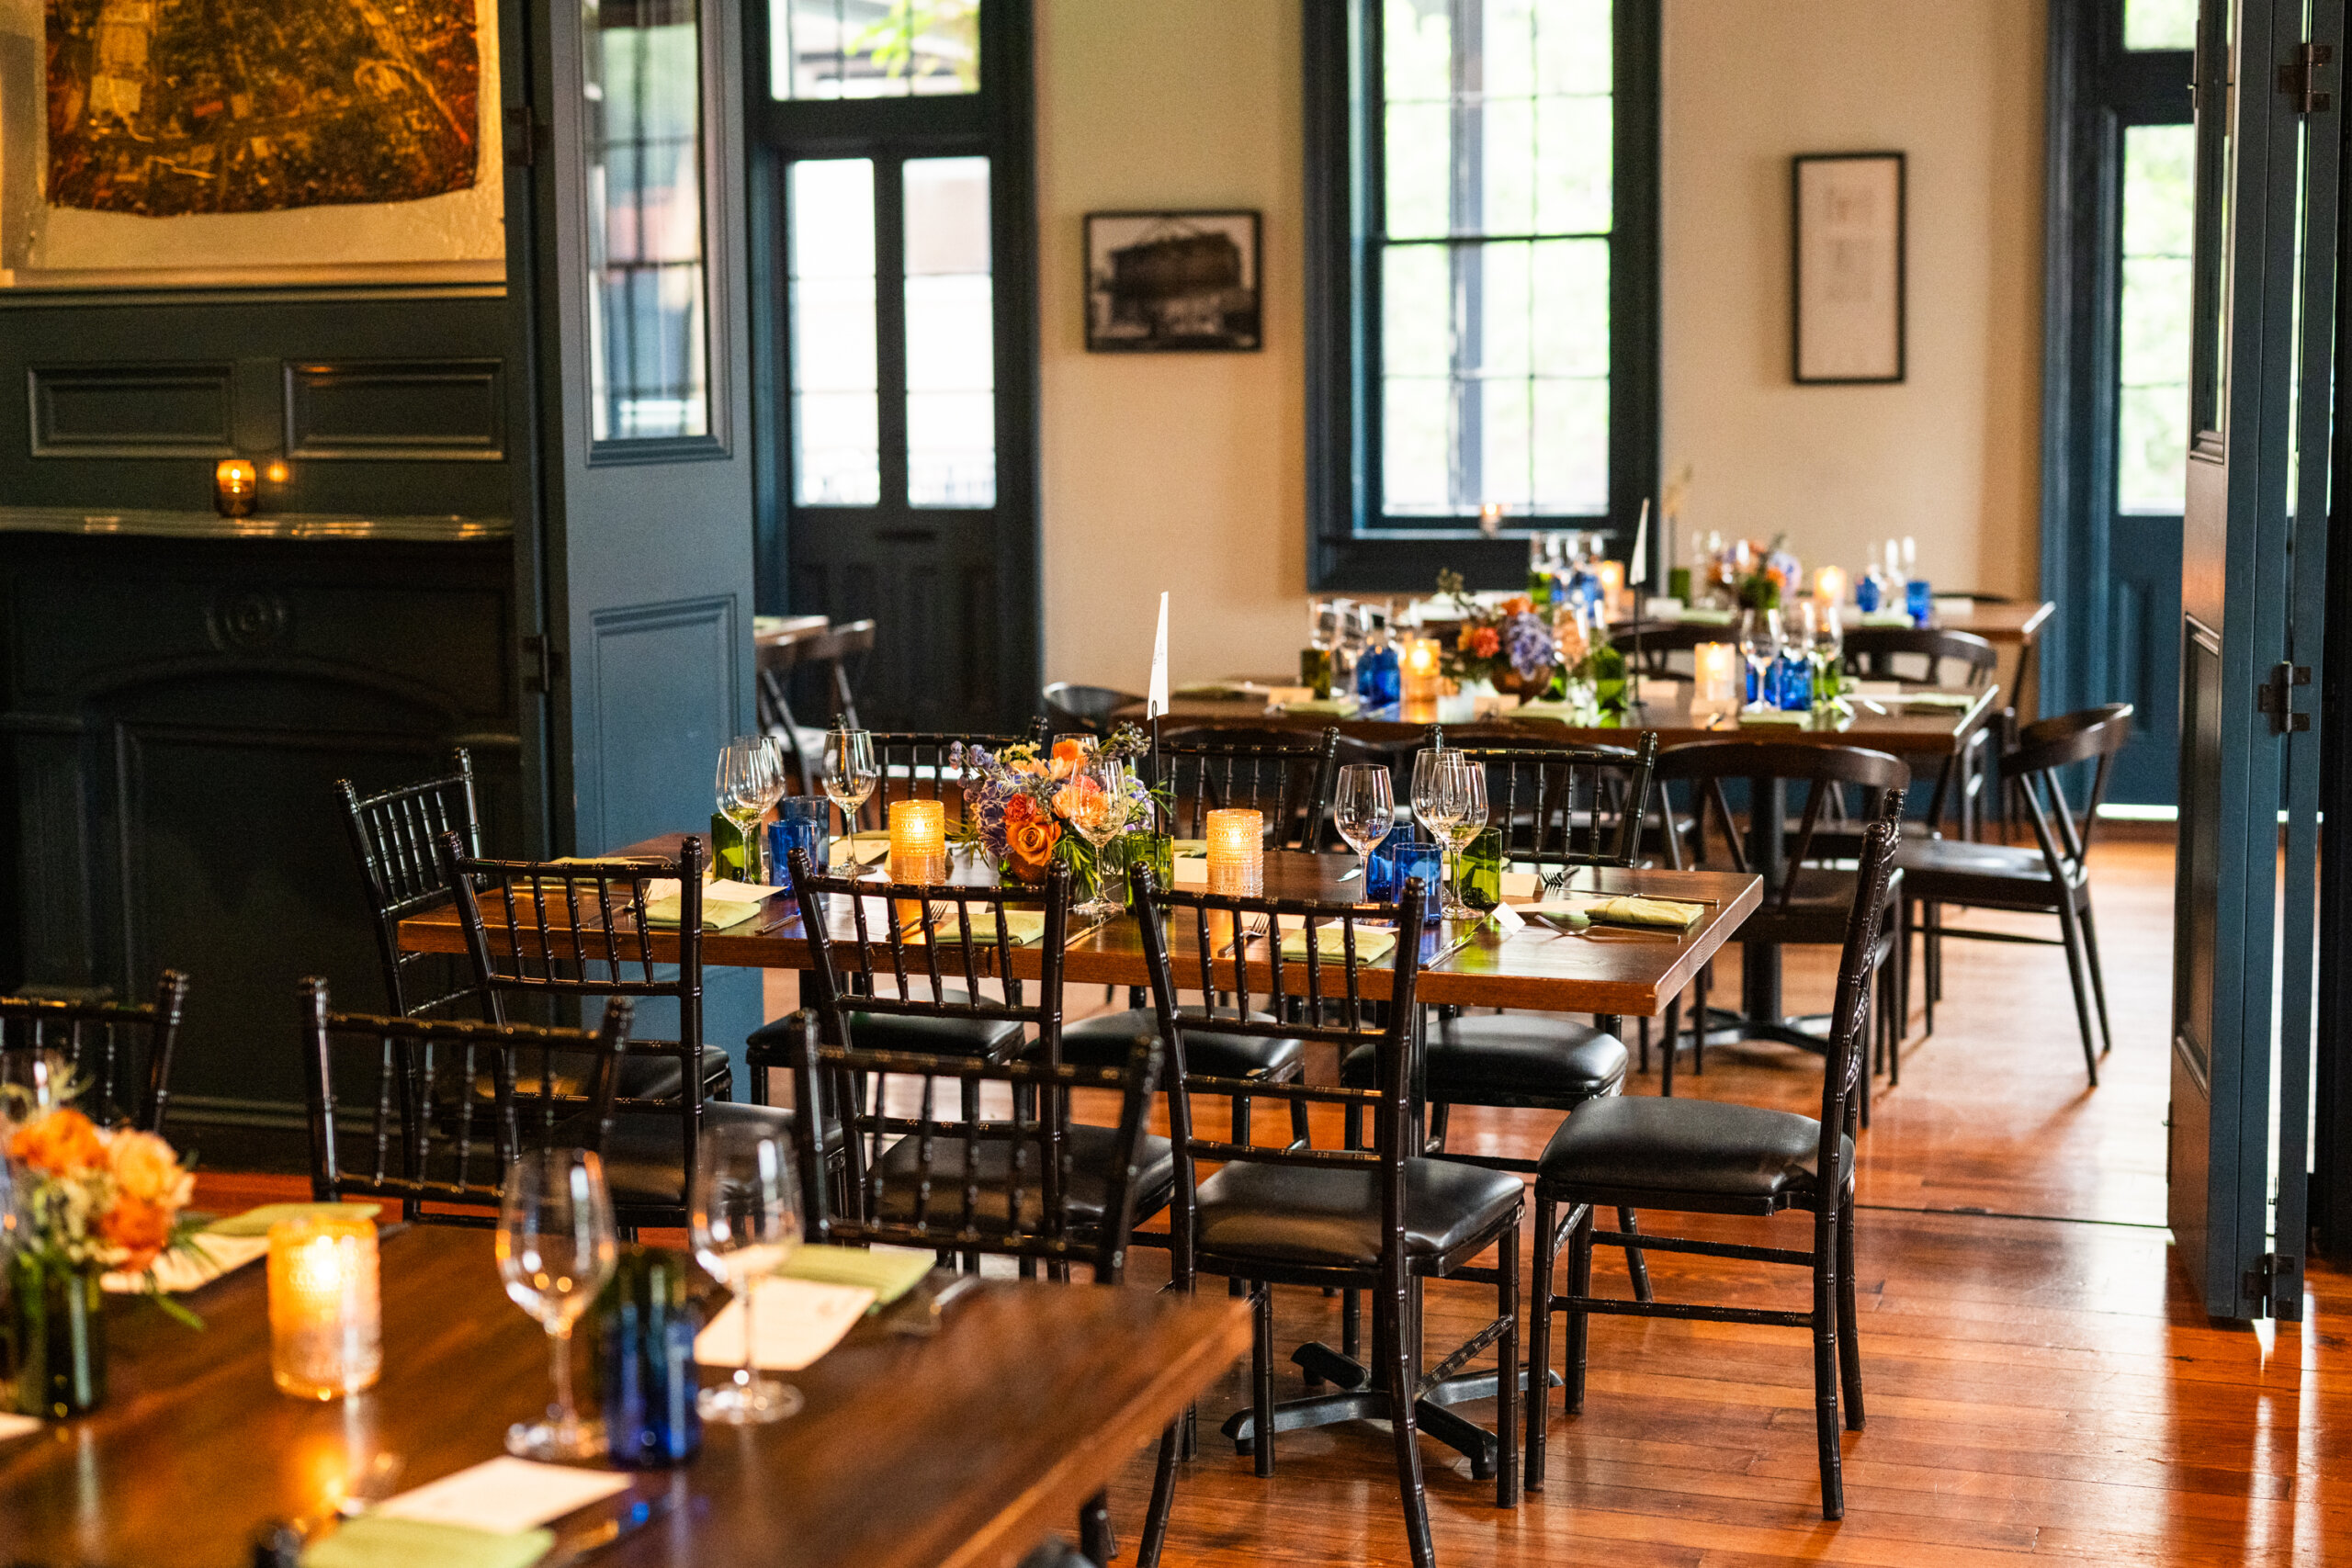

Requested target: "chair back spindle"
[
  {"left": 337, "top": 749, "right": 484, "bottom": 1018},
  {"left": 0, "top": 971, "right": 192, "bottom": 1134}
]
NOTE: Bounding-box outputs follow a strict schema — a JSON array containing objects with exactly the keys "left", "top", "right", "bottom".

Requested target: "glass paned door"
[
  {"left": 787, "top": 159, "right": 881, "bottom": 502},
  {"left": 902, "top": 156, "right": 996, "bottom": 506},
  {"left": 2118, "top": 123, "right": 2195, "bottom": 514},
  {"left": 771, "top": 0, "right": 979, "bottom": 98}
]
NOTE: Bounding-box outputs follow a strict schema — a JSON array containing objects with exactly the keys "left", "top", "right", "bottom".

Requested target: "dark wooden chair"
[
  {"left": 780, "top": 1005, "right": 1163, "bottom": 1567},
  {"left": 298, "top": 976, "right": 634, "bottom": 1225},
  {"left": 1132, "top": 871, "right": 1522, "bottom": 1568},
  {"left": 337, "top": 749, "right": 484, "bottom": 1021},
  {"left": 758, "top": 619, "right": 876, "bottom": 795},
  {"left": 1842, "top": 626, "right": 2000, "bottom": 838},
  {"left": 1524, "top": 790, "right": 1905, "bottom": 1521},
  {"left": 0, "top": 971, "right": 191, "bottom": 1134},
  {"left": 1650, "top": 740, "right": 1908, "bottom": 1111},
  {"left": 1897, "top": 704, "right": 2132, "bottom": 1084},
  {"left": 434, "top": 833, "right": 789, "bottom": 1230},
  {"left": 847, "top": 722, "right": 1050, "bottom": 834},
  {"left": 1043, "top": 682, "right": 1145, "bottom": 739}
]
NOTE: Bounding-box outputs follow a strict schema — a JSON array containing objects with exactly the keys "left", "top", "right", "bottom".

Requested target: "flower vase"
[{"left": 7, "top": 1254, "right": 107, "bottom": 1419}]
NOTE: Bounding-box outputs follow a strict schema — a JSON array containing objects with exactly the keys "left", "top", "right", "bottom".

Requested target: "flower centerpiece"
[
  {"left": 955, "top": 727, "right": 1162, "bottom": 896},
  {"left": 4, "top": 1090, "right": 204, "bottom": 1416},
  {"left": 1433, "top": 570, "right": 1560, "bottom": 699}
]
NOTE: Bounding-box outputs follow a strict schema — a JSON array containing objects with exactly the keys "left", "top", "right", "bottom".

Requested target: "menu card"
[{"left": 695, "top": 1276, "right": 875, "bottom": 1370}]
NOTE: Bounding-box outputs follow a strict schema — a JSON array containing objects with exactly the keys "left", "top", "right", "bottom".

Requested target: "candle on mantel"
[
  {"left": 1205, "top": 808, "right": 1265, "bottom": 897},
  {"left": 213, "top": 458, "right": 258, "bottom": 519},
  {"left": 1814, "top": 565, "right": 1849, "bottom": 607},
  {"left": 888, "top": 798, "right": 947, "bottom": 881},
  {"left": 1692, "top": 641, "right": 1739, "bottom": 713},
  {"left": 268, "top": 1213, "right": 381, "bottom": 1401}
]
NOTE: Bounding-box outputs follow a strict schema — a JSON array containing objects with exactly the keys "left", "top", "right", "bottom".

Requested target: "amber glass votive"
[
  {"left": 267, "top": 1213, "right": 381, "bottom": 1400},
  {"left": 213, "top": 458, "right": 258, "bottom": 518},
  {"left": 1205, "top": 809, "right": 1264, "bottom": 897}
]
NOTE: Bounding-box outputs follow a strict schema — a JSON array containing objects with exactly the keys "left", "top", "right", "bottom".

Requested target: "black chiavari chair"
[
  {"left": 337, "top": 749, "right": 483, "bottom": 1021},
  {"left": 0, "top": 971, "right": 191, "bottom": 1134}
]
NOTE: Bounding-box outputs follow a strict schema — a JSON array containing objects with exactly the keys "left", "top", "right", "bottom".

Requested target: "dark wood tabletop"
[
  {"left": 401, "top": 848, "right": 1761, "bottom": 1018},
  {"left": 1117, "top": 681, "right": 1999, "bottom": 759},
  {"left": 0, "top": 1226, "right": 1249, "bottom": 1568}
]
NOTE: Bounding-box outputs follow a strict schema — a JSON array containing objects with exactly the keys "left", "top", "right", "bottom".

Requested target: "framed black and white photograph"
[
  {"left": 1792, "top": 152, "right": 1905, "bottom": 384},
  {"left": 1084, "top": 210, "right": 1261, "bottom": 353}
]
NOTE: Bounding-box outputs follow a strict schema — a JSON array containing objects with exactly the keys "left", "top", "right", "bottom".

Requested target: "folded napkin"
[
  {"left": 1674, "top": 606, "right": 1737, "bottom": 626},
  {"left": 645, "top": 876, "right": 781, "bottom": 903},
  {"left": 303, "top": 1518, "right": 553, "bottom": 1568},
  {"left": 1858, "top": 609, "right": 1915, "bottom": 626},
  {"left": 1171, "top": 839, "right": 1209, "bottom": 858},
  {"left": 1848, "top": 680, "right": 1905, "bottom": 699},
  {"left": 1513, "top": 699, "right": 1600, "bottom": 725},
  {"left": 781, "top": 1243, "right": 936, "bottom": 1306},
  {"left": 1583, "top": 896, "right": 1703, "bottom": 931},
  {"left": 643, "top": 893, "right": 763, "bottom": 930},
  {"left": 1898, "top": 690, "right": 1980, "bottom": 709},
  {"left": 202, "top": 1201, "right": 385, "bottom": 1238},
  {"left": 1736, "top": 709, "right": 1810, "bottom": 726},
  {"left": 1933, "top": 596, "right": 1976, "bottom": 615},
  {"left": 905, "top": 908, "right": 1047, "bottom": 946},
  {"left": 831, "top": 831, "right": 894, "bottom": 868},
  {"left": 1276, "top": 926, "right": 1398, "bottom": 964},
  {"left": 1279, "top": 695, "right": 1361, "bottom": 716},
  {"left": 695, "top": 1275, "right": 874, "bottom": 1370}
]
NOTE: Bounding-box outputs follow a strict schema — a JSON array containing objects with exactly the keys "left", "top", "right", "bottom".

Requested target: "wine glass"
[
  {"left": 1332, "top": 763, "right": 1395, "bottom": 889},
  {"left": 820, "top": 728, "right": 880, "bottom": 842},
  {"left": 497, "top": 1148, "right": 618, "bottom": 1461},
  {"left": 1067, "top": 754, "right": 1135, "bottom": 922},
  {"left": 692, "top": 1121, "right": 805, "bottom": 1425},
  {"left": 1738, "top": 607, "right": 1782, "bottom": 710},
  {"left": 1409, "top": 750, "right": 1464, "bottom": 917},
  {"left": 1441, "top": 755, "right": 1489, "bottom": 917},
  {"left": 1810, "top": 602, "right": 1844, "bottom": 705},
  {"left": 716, "top": 738, "right": 775, "bottom": 882}
]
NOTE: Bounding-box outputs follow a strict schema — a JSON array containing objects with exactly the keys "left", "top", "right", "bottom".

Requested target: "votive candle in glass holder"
[
  {"left": 268, "top": 1213, "right": 381, "bottom": 1401},
  {"left": 1814, "top": 565, "right": 1849, "bottom": 607},
  {"left": 1401, "top": 637, "right": 1443, "bottom": 703},
  {"left": 1597, "top": 558, "right": 1626, "bottom": 615},
  {"left": 1205, "top": 809, "right": 1265, "bottom": 897},
  {"left": 1693, "top": 641, "right": 1739, "bottom": 713},
  {"left": 888, "top": 798, "right": 947, "bottom": 882}
]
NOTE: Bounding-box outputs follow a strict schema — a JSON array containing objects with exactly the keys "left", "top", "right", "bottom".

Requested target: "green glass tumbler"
[{"left": 1457, "top": 827, "right": 1503, "bottom": 912}]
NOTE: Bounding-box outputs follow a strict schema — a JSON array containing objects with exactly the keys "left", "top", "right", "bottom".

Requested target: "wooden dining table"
[{"left": 0, "top": 1225, "right": 1250, "bottom": 1568}]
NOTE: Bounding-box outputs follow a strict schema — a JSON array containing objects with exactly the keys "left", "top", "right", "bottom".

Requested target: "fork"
[{"left": 1217, "top": 916, "right": 1269, "bottom": 958}]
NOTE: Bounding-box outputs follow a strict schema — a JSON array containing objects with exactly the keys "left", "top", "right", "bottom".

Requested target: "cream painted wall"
[
  {"left": 1034, "top": 0, "right": 2049, "bottom": 691},
  {"left": 1659, "top": 0, "right": 2046, "bottom": 599},
  {"left": 1035, "top": 0, "right": 1308, "bottom": 692}
]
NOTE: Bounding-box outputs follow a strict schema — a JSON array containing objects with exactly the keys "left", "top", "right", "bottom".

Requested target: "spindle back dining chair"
[
  {"left": 1841, "top": 626, "right": 2001, "bottom": 837},
  {"left": 1525, "top": 790, "right": 1904, "bottom": 1521},
  {"left": 298, "top": 976, "right": 633, "bottom": 1225},
  {"left": 1153, "top": 726, "right": 1343, "bottom": 849},
  {"left": 337, "top": 749, "right": 484, "bottom": 1020},
  {"left": 842, "top": 722, "right": 1051, "bottom": 835},
  {"left": 0, "top": 970, "right": 192, "bottom": 1134}
]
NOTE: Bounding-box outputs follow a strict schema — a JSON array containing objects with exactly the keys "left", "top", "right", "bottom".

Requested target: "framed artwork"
[
  {"left": 0, "top": 0, "right": 504, "bottom": 290},
  {"left": 1792, "top": 152, "right": 1905, "bottom": 384},
  {"left": 1084, "top": 209, "right": 1261, "bottom": 353}
]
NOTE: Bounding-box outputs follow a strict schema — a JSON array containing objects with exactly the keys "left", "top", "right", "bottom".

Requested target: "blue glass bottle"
[
  {"left": 1855, "top": 570, "right": 1883, "bottom": 613},
  {"left": 599, "top": 1246, "right": 703, "bottom": 1470},
  {"left": 1775, "top": 651, "right": 1813, "bottom": 710},
  {"left": 1355, "top": 634, "right": 1402, "bottom": 709},
  {"left": 1905, "top": 576, "right": 1934, "bottom": 627}
]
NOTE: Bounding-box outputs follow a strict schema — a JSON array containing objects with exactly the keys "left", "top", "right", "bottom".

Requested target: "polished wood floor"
[{"left": 196, "top": 839, "right": 2346, "bottom": 1564}]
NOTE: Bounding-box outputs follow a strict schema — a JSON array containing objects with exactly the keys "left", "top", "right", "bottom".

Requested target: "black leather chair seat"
[
  {"left": 1192, "top": 1156, "right": 1522, "bottom": 1269},
  {"left": 1340, "top": 1015, "right": 1626, "bottom": 1108},
  {"left": 868, "top": 1122, "right": 1175, "bottom": 1234},
  {"left": 1048, "top": 1008, "right": 1304, "bottom": 1079},
  {"left": 1894, "top": 837, "right": 2065, "bottom": 906},
  {"left": 749, "top": 997, "right": 1025, "bottom": 1062},
  {"left": 589, "top": 1101, "right": 810, "bottom": 1212},
  {"left": 1535, "top": 1096, "right": 1849, "bottom": 1203}
]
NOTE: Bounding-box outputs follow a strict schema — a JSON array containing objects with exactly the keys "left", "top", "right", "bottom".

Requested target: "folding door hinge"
[
  {"left": 2282, "top": 42, "right": 2334, "bottom": 115},
  {"left": 521, "top": 634, "right": 565, "bottom": 694},
  {"left": 2258, "top": 662, "right": 2312, "bottom": 734},
  {"left": 2247, "top": 1251, "right": 2300, "bottom": 1316}
]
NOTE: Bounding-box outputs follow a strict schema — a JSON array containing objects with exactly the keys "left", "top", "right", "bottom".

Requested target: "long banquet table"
[{"left": 0, "top": 1225, "right": 1250, "bottom": 1568}]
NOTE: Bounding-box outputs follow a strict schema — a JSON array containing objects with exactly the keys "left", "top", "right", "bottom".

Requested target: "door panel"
[{"left": 2106, "top": 516, "right": 2183, "bottom": 800}]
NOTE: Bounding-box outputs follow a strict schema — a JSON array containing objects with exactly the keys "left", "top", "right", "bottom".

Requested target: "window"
[
  {"left": 770, "top": 0, "right": 979, "bottom": 99},
  {"left": 2117, "top": 123, "right": 2193, "bottom": 513},
  {"left": 1307, "top": 0, "right": 1657, "bottom": 588}
]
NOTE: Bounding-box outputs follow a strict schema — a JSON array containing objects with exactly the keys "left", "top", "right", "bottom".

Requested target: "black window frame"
[{"left": 1305, "top": 0, "right": 1661, "bottom": 592}]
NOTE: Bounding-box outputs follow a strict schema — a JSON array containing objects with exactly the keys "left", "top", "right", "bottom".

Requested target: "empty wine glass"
[
  {"left": 1332, "top": 763, "right": 1395, "bottom": 889},
  {"left": 1067, "top": 754, "right": 1135, "bottom": 921},
  {"left": 1738, "top": 607, "right": 1782, "bottom": 710},
  {"left": 716, "top": 737, "right": 776, "bottom": 882},
  {"left": 693, "top": 1121, "right": 805, "bottom": 1425},
  {"left": 1409, "top": 749, "right": 1464, "bottom": 917},
  {"left": 1441, "top": 755, "right": 1488, "bottom": 918},
  {"left": 496, "top": 1148, "right": 618, "bottom": 1461},
  {"left": 820, "top": 728, "right": 880, "bottom": 843}
]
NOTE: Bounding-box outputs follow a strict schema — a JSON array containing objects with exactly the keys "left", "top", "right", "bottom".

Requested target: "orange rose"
[
  {"left": 1466, "top": 626, "right": 1501, "bottom": 659},
  {"left": 107, "top": 1128, "right": 192, "bottom": 1209},
  {"left": 98, "top": 1194, "right": 175, "bottom": 1276},
  {"left": 1003, "top": 793, "right": 1043, "bottom": 826},
  {"left": 1048, "top": 737, "right": 1091, "bottom": 781},
  {"left": 1054, "top": 773, "right": 1105, "bottom": 823},
  {"left": 8, "top": 1107, "right": 105, "bottom": 1177},
  {"left": 1005, "top": 815, "right": 1061, "bottom": 881},
  {"left": 1501, "top": 595, "right": 1532, "bottom": 615}
]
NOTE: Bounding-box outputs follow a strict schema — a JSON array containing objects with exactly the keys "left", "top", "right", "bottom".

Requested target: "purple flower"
[{"left": 1503, "top": 612, "right": 1556, "bottom": 681}]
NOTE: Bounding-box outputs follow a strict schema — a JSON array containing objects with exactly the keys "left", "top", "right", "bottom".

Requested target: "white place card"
[
  {"left": 1498, "top": 870, "right": 1541, "bottom": 900},
  {"left": 0, "top": 1412, "right": 40, "bottom": 1443},
  {"left": 695, "top": 1276, "right": 874, "bottom": 1371},
  {"left": 376, "top": 1458, "right": 632, "bottom": 1533},
  {"left": 1171, "top": 858, "right": 1210, "bottom": 887},
  {"left": 1488, "top": 901, "right": 1527, "bottom": 932}
]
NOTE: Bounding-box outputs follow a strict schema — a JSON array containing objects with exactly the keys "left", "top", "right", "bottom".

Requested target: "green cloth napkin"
[
  {"left": 1514, "top": 699, "right": 1594, "bottom": 724},
  {"left": 1584, "top": 896, "right": 1703, "bottom": 930},
  {"left": 1858, "top": 609, "right": 1915, "bottom": 626},
  {"left": 1673, "top": 606, "right": 1736, "bottom": 626},
  {"left": 303, "top": 1517, "right": 553, "bottom": 1568},
  {"left": 1736, "top": 709, "right": 1810, "bottom": 726},
  {"left": 1898, "top": 691, "right": 1980, "bottom": 709},
  {"left": 1276, "top": 927, "right": 1397, "bottom": 964},
  {"left": 1172, "top": 839, "right": 1209, "bottom": 859},
  {"left": 1282, "top": 696, "right": 1360, "bottom": 716},
  {"left": 781, "top": 1244, "right": 936, "bottom": 1306},
  {"left": 908, "top": 908, "right": 1047, "bottom": 946},
  {"left": 643, "top": 894, "right": 763, "bottom": 930},
  {"left": 205, "top": 1201, "right": 383, "bottom": 1238}
]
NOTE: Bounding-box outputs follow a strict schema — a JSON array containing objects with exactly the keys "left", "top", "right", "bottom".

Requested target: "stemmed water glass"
[
  {"left": 1409, "top": 749, "right": 1464, "bottom": 917},
  {"left": 1067, "top": 754, "right": 1135, "bottom": 922},
  {"left": 820, "top": 728, "right": 880, "bottom": 843},
  {"left": 1441, "top": 755, "right": 1489, "bottom": 917},
  {"left": 1810, "top": 601, "right": 1844, "bottom": 705},
  {"left": 717, "top": 737, "right": 782, "bottom": 883},
  {"left": 496, "top": 1148, "right": 618, "bottom": 1461},
  {"left": 1739, "top": 607, "right": 1782, "bottom": 711},
  {"left": 1332, "top": 763, "right": 1395, "bottom": 890},
  {"left": 692, "top": 1121, "right": 805, "bottom": 1425}
]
